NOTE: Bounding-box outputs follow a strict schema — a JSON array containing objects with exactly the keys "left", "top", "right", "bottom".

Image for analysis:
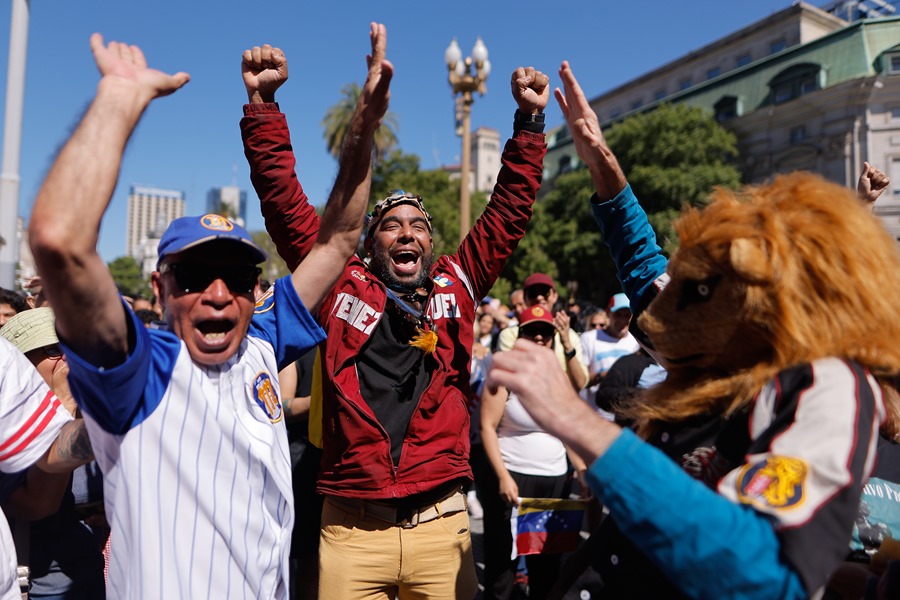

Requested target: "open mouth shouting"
[
  {"left": 390, "top": 247, "right": 423, "bottom": 278},
  {"left": 194, "top": 318, "right": 238, "bottom": 352}
]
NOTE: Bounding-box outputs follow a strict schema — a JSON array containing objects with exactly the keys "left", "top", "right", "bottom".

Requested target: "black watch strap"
[{"left": 513, "top": 110, "right": 545, "bottom": 134}]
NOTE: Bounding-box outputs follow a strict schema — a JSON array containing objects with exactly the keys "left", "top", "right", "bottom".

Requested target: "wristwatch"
[
  {"left": 564, "top": 348, "right": 577, "bottom": 361},
  {"left": 513, "top": 110, "right": 546, "bottom": 134}
]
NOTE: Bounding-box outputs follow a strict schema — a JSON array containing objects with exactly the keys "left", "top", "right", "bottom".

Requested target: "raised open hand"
[
  {"left": 555, "top": 61, "right": 625, "bottom": 199},
  {"left": 356, "top": 22, "right": 394, "bottom": 132},
  {"left": 90, "top": 34, "right": 189, "bottom": 101},
  {"left": 553, "top": 310, "right": 571, "bottom": 335},
  {"left": 242, "top": 44, "right": 288, "bottom": 104},
  {"left": 510, "top": 67, "right": 549, "bottom": 114}
]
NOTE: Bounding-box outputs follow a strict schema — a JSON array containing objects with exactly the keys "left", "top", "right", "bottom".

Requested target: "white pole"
[{"left": 0, "top": 0, "right": 30, "bottom": 289}]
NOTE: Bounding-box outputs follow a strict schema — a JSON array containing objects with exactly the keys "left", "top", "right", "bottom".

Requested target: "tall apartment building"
[
  {"left": 543, "top": 1, "right": 900, "bottom": 239},
  {"left": 126, "top": 185, "right": 185, "bottom": 265},
  {"left": 206, "top": 185, "right": 248, "bottom": 227}
]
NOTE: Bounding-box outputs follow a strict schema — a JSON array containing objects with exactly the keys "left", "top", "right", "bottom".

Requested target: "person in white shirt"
[{"left": 580, "top": 293, "right": 640, "bottom": 419}]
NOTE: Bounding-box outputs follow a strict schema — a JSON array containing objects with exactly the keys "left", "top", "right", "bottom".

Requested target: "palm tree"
[{"left": 322, "top": 83, "right": 399, "bottom": 163}]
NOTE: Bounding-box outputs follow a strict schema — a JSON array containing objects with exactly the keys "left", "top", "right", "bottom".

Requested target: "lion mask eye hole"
[{"left": 677, "top": 275, "right": 722, "bottom": 310}]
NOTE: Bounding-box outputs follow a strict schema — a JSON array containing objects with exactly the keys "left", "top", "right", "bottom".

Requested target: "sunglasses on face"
[
  {"left": 524, "top": 286, "right": 553, "bottom": 301},
  {"left": 160, "top": 263, "right": 261, "bottom": 295},
  {"left": 519, "top": 325, "right": 556, "bottom": 340},
  {"left": 26, "top": 344, "right": 63, "bottom": 362},
  {"left": 43, "top": 344, "right": 63, "bottom": 358}
]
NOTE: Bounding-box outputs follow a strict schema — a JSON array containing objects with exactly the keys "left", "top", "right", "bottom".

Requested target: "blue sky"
[{"left": 1, "top": 0, "right": 796, "bottom": 262}]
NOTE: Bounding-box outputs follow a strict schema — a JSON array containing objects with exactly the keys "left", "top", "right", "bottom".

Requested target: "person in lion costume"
[{"left": 485, "top": 61, "right": 900, "bottom": 600}]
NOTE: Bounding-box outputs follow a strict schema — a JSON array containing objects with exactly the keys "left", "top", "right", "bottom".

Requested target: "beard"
[{"left": 369, "top": 250, "right": 435, "bottom": 293}]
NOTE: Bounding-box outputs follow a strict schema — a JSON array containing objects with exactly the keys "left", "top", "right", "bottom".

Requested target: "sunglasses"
[
  {"left": 524, "top": 286, "right": 553, "bottom": 301},
  {"left": 44, "top": 344, "right": 63, "bottom": 358},
  {"left": 26, "top": 344, "right": 63, "bottom": 361},
  {"left": 160, "top": 263, "right": 261, "bottom": 295},
  {"left": 519, "top": 325, "right": 556, "bottom": 340}
]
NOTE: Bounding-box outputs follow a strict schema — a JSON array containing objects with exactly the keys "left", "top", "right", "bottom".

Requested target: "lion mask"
[{"left": 629, "top": 172, "right": 900, "bottom": 437}]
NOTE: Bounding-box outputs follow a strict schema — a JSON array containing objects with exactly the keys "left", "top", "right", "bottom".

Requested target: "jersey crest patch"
[
  {"left": 433, "top": 275, "right": 454, "bottom": 288},
  {"left": 252, "top": 372, "right": 283, "bottom": 423},
  {"left": 736, "top": 456, "right": 807, "bottom": 509},
  {"left": 351, "top": 269, "right": 368, "bottom": 282},
  {"left": 254, "top": 287, "right": 275, "bottom": 314}
]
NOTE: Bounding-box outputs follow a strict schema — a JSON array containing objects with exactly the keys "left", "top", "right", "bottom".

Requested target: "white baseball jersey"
[
  {"left": 0, "top": 337, "right": 73, "bottom": 600},
  {"left": 62, "top": 278, "right": 325, "bottom": 599},
  {"left": 579, "top": 328, "right": 640, "bottom": 418}
]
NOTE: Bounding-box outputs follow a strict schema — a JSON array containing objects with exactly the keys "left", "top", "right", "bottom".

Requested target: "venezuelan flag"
[{"left": 514, "top": 498, "right": 587, "bottom": 557}]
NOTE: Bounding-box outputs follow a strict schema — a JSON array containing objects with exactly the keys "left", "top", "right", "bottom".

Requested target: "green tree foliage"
[
  {"left": 322, "top": 83, "right": 399, "bottom": 163},
  {"left": 499, "top": 103, "right": 741, "bottom": 307},
  {"left": 108, "top": 256, "right": 151, "bottom": 298},
  {"left": 604, "top": 103, "right": 741, "bottom": 252},
  {"left": 503, "top": 169, "right": 619, "bottom": 305},
  {"left": 252, "top": 230, "right": 291, "bottom": 285}
]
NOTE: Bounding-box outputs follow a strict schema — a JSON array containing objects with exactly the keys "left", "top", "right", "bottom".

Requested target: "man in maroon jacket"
[{"left": 241, "top": 29, "right": 548, "bottom": 598}]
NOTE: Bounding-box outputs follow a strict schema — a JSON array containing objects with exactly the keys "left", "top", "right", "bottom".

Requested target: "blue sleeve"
[
  {"left": 248, "top": 276, "right": 326, "bottom": 372},
  {"left": 590, "top": 184, "right": 668, "bottom": 312},
  {"left": 62, "top": 304, "right": 181, "bottom": 435},
  {"left": 586, "top": 429, "right": 806, "bottom": 600}
]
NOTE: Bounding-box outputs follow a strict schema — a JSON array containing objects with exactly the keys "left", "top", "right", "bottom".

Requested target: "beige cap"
[{"left": 0, "top": 307, "right": 58, "bottom": 355}]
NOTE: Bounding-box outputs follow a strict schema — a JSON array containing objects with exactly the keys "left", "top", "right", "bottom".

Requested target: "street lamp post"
[{"left": 445, "top": 37, "right": 490, "bottom": 244}]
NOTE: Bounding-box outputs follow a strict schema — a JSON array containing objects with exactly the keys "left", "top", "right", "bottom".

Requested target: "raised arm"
[
  {"left": 554, "top": 61, "right": 626, "bottom": 201},
  {"left": 857, "top": 161, "right": 890, "bottom": 213},
  {"left": 242, "top": 42, "right": 288, "bottom": 104},
  {"left": 29, "top": 35, "right": 189, "bottom": 367},
  {"left": 289, "top": 22, "right": 392, "bottom": 310},
  {"left": 555, "top": 61, "right": 667, "bottom": 334},
  {"left": 241, "top": 43, "right": 320, "bottom": 268},
  {"left": 454, "top": 67, "right": 549, "bottom": 299}
]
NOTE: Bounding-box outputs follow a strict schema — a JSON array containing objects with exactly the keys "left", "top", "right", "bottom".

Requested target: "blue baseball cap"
[{"left": 156, "top": 214, "right": 267, "bottom": 269}]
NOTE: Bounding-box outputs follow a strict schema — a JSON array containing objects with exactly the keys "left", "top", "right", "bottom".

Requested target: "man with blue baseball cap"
[
  {"left": 28, "top": 25, "right": 391, "bottom": 598},
  {"left": 579, "top": 292, "right": 640, "bottom": 419}
]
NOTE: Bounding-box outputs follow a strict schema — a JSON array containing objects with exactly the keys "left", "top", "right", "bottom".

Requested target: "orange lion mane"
[{"left": 625, "top": 172, "right": 900, "bottom": 439}]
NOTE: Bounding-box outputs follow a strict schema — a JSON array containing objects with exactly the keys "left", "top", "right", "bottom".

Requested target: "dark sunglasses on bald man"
[{"left": 160, "top": 263, "right": 261, "bottom": 295}]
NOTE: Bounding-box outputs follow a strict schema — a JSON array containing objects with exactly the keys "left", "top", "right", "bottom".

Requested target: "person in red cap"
[
  {"left": 498, "top": 273, "right": 588, "bottom": 392},
  {"left": 481, "top": 304, "right": 584, "bottom": 599},
  {"left": 241, "top": 30, "right": 550, "bottom": 598}
]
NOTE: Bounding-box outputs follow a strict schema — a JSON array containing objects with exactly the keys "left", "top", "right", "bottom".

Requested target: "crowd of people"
[{"left": 2, "top": 22, "right": 900, "bottom": 600}]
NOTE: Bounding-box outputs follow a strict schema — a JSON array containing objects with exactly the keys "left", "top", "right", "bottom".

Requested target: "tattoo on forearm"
[
  {"left": 55, "top": 421, "right": 94, "bottom": 463},
  {"left": 283, "top": 398, "right": 299, "bottom": 420}
]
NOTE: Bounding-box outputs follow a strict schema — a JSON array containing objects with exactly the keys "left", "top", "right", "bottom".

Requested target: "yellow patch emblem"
[
  {"left": 736, "top": 456, "right": 807, "bottom": 509},
  {"left": 252, "top": 372, "right": 283, "bottom": 423},
  {"left": 200, "top": 214, "right": 235, "bottom": 232}
]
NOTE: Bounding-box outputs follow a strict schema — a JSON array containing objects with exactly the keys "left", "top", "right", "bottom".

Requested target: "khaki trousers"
[{"left": 318, "top": 496, "right": 478, "bottom": 600}]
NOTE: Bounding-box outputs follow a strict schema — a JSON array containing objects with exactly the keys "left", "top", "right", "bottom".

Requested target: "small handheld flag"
[{"left": 511, "top": 497, "right": 588, "bottom": 558}]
